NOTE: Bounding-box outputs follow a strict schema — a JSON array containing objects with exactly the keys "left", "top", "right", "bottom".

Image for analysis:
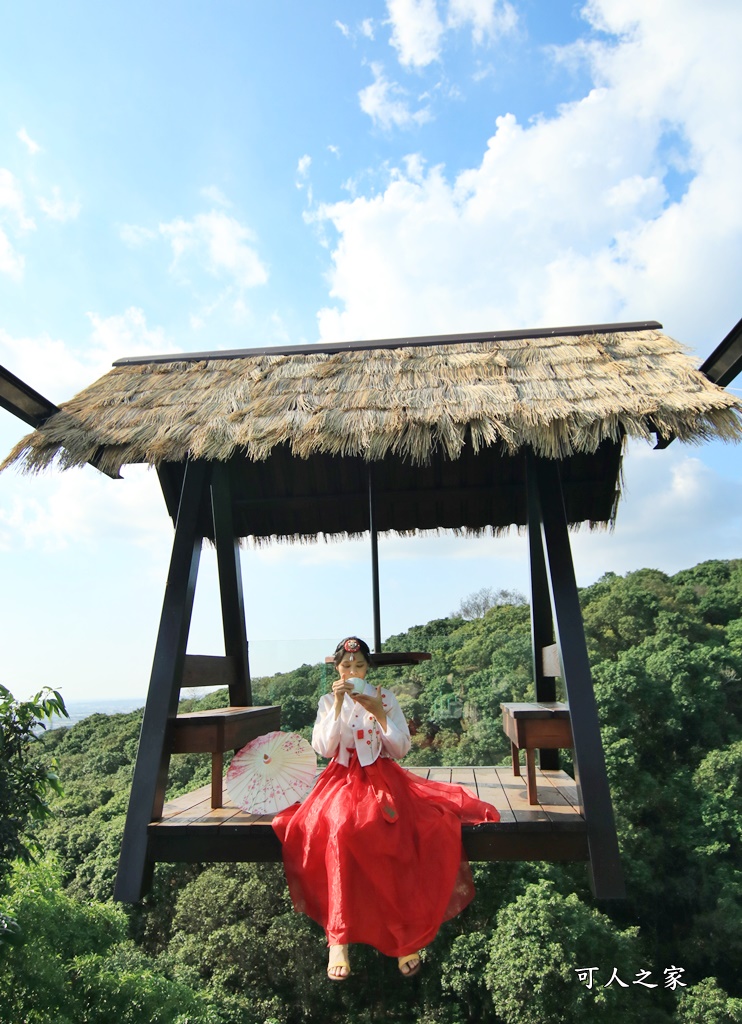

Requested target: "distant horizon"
[{"left": 28, "top": 549, "right": 742, "bottom": 705}]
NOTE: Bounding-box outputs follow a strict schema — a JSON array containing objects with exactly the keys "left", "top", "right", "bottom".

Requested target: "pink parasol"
[{"left": 226, "top": 731, "right": 317, "bottom": 814}]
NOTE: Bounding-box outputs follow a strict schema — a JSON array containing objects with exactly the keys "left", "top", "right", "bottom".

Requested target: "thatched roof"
[
  {"left": 4, "top": 323, "right": 740, "bottom": 475},
  {"left": 3, "top": 323, "right": 740, "bottom": 538}
]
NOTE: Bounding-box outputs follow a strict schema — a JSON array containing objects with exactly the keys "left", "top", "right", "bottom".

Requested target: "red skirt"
[{"left": 272, "top": 756, "right": 499, "bottom": 958}]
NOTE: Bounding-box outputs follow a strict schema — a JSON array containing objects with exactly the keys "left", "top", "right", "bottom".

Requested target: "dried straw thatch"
[{"left": 3, "top": 327, "right": 740, "bottom": 480}]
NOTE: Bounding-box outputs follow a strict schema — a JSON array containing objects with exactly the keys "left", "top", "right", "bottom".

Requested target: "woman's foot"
[
  {"left": 327, "top": 944, "right": 351, "bottom": 981},
  {"left": 398, "top": 952, "right": 421, "bottom": 977}
]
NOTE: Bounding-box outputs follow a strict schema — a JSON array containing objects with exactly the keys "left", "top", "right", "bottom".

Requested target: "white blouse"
[{"left": 311, "top": 687, "right": 411, "bottom": 767}]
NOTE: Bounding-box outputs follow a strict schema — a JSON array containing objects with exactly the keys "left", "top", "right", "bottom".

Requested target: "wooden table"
[
  {"left": 171, "top": 706, "right": 281, "bottom": 808},
  {"left": 500, "top": 702, "right": 573, "bottom": 805}
]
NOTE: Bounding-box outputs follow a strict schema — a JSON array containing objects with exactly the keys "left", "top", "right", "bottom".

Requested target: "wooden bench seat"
[
  {"left": 171, "top": 705, "right": 281, "bottom": 807},
  {"left": 148, "top": 765, "right": 588, "bottom": 865},
  {"left": 501, "top": 702, "right": 573, "bottom": 805}
]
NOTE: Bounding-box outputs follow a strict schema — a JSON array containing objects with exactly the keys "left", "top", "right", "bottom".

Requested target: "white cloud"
[
  {"left": 0, "top": 465, "right": 168, "bottom": 555},
  {"left": 85, "top": 307, "right": 175, "bottom": 366},
  {"left": 119, "top": 223, "right": 157, "bottom": 247},
  {"left": 0, "top": 308, "right": 175, "bottom": 404},
  {"left": 37, "top": 185, "right": 81, "bottom": 222},
  {"left": 471, "top": 62, "right": 496, "bottom": 82},
  {"left": 385, "top": 0, "right": 516, "bottom": 68},
  {"left": 296, "top": 155, "right": 312, "bottom": 198},
  {"left": 316, "top": 0, "right": 742, "bottom": 349},
  {"left": 16, "top": 127, "right": 41, "bottom": 155},
  {"left": 160, "top": 210, "right": 268, "bottom": 290},
  {"left": 447, "top": 0, "right": 517, "bottom": 45},
  {"left": 387, "top": 0, "right": 445, "bottom": 68},
  {"left": 0, "top": 168, "right": 36, "bottom": 277},
  {"left": 121, "top": 197, "right": 268, "bottom": 296},
  {"left": 570, "top": 442, "right": 742, "bottom": 585},
  {"left": 268, "top": 311, "right": 291, "bottom": 343},
  {"left": 0, "top": 228, "right": 25, "bottom": 279},
  {"left": 0, "top": 168, "right": 35, "bottom": 232},
  {"left": 200, "top": 185, "right": 232, "bottom": 207},
  {"left": 335, "top": 16, "right": 377, "bottom": 44},
  {"left": 359, "top": 63, "right": 432, "bottom": 130},
  {"left": 230, "top": 296, "right": 253, "bottom": 323},
  {"left": 0, "top": 326, "right": 88, "bottom": 401}
]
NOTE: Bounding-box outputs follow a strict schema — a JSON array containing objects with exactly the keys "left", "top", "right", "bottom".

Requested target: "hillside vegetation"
[{"left": 2, "top": 559, "right": 742, "bottom": 1023}]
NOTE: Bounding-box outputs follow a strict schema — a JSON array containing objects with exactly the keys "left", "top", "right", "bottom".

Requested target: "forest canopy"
[{"left": 1, "top": 559, "right": 741, "bottom": 1024}]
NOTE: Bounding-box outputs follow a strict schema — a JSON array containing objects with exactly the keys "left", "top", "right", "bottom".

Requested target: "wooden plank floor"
[{"left": 148, "top": 766, "right": 588, "bottom": 865}]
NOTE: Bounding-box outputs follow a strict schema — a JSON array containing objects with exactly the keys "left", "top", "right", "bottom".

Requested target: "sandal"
[
  {"left": 398, "top": 952, "right": 421, "bottom": 977},
  {"left": 327, "top": 944, "right": 351, "bottom": 981}
]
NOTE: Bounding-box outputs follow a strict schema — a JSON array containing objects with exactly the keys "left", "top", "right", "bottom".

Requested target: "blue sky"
[{"left": 1, "top": 0, "right": 741, "bottom": 701}]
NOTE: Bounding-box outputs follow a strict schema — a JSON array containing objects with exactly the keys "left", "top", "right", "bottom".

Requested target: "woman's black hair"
[{"left": 333, "top": 636, "right": 372, "bottom": 666}]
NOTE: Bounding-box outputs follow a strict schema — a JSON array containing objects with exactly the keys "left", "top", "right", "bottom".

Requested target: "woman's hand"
[
  {"left": 332, "top": 677, "right": 354, "bottom": 718},
  {"left": 352, "top": 686, "right": 388, "bottom": 732}
]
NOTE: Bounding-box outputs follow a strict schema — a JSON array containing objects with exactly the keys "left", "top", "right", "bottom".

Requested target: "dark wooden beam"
[
  {"left": 210, "top": 462, "right": 251, "bottom": 706},
  {"left": 114, "top": 459, "right": 208, "bottom": 902},
  {"left": 182, "top": 654, "right": 237, "bottom": 690},
  {"left": 0, "top": 362, "right": 59, "bottom": 427},
  {"left": 528, "top": 453, "right": 625, "bottom": 899},
  {"left": 147, "top": 821, "right": 590, "bottom": 865},
  {"left": 699, "top": 313, "right": 742, "bottom": 388},
  {"left": 655, "top": 315, "right": 742, "bottom": 449},
  {"left": 157, "top": 462, "right": 184, "bottom": 523},
  {"left": 0, "top": 363, "right": 119, "bottom": 478},
  {"left": 526, "top": 458, "right": 559, "bottom": 770}
]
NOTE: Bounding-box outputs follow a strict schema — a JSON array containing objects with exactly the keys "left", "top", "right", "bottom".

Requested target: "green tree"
[
  {"left": 676, "top": 977, "right": 742, "bottom": 1024},
  {"left": 484, "top": 880, "right": 659, "bottom": 1024},
  {"left": 0, "top": 684, "right": 67, "bottom": 946},
  {"left": 0, "top": 684, "right": 67, "bottom": 878},
  {"left": 0, "top": 860, "right": 224, "bottom": 1024},
  {"left": 19, "top": 557, "right": 742, "bottom": 1021},
  {"left": 452, "top": 586, "right": 526, "bottom": 620}
]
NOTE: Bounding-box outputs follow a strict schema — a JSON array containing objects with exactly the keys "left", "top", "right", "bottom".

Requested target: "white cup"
[{"left": 350, "top": 677, "right": 374, "bottom": 697}]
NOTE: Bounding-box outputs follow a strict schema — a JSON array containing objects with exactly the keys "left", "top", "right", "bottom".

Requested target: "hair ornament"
[{"left": 343, "top": 638, "right": 361, "bottom": 653}]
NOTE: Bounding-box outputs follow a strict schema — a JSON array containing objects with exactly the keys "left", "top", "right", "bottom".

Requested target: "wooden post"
[
  {"left": 211, "top": 461, "right": 251, "bottom": 706},
  {"left": 528, "top": 453, "right": 625, "bottom": 899},
  {"left": 114, "top": 459, "right": 208, "bottom": 902},
  {"left": 526, "top": 459, "right": 559, "bottom": 770}
]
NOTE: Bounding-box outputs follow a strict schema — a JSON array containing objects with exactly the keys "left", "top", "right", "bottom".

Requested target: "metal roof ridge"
[{"left": 112, "top": 320, "right": 663, "bottom": 367}]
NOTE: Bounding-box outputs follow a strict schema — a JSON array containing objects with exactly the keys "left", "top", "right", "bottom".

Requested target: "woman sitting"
[{"left": 272, "top": 636, "right": 499, "bottom": 981}]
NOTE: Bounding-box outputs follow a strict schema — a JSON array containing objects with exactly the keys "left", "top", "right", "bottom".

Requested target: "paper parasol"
[{"left": 226, "top": 731, "right": 317, "bottom": 814}]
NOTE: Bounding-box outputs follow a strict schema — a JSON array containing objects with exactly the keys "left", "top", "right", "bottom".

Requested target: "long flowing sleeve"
[
  {"left": 311, "top": 693, "right": 342, "bottom": 759},
  {"left": 378, "top": 689, "right": 411, "bottom": 760}
]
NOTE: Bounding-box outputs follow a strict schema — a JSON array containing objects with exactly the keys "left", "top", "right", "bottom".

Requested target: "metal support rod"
[
  {"left": 526, "top": 457, "right": 559, "bottom": 770},
  {"left": 114, "top": 459, "right": 207, "bottom": 902},
  {"left": 528, "top": 453, "right": 624, "bottom": 899},
  {"left": 368, "top": 464, "right": 382, "bottom": 653},
  {"left": 211, "top": 461, "right": 251, "bottom": 706}
]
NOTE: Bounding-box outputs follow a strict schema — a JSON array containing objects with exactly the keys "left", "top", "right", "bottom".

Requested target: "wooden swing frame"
[
  {"left": 113, "top": 447, "right": 624, "bottom": 903},
  {"left": 4, "top": 318, "right": 741, "bottom": 907}
]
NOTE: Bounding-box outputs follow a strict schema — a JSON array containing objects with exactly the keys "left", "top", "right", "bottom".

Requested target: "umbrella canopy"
[{"left": 226, "top": 731, "right": 317, "bottom": 815}]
